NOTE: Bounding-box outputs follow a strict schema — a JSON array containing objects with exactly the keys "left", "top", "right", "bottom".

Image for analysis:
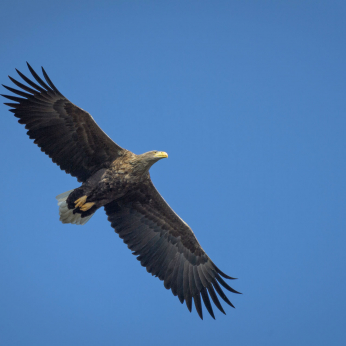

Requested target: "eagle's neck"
[{"left": 130, "top": 160, "right": 153, "bottom": 176}]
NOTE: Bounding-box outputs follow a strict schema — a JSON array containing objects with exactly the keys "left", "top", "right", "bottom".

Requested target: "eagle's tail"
[{"left": 56, "top": 189, "right": 94, "bottom": 225}]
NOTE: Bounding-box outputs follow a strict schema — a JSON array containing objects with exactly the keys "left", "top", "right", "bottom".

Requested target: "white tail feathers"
[{"left": 56, "top": 189, "right": 94, "bottom": 225}]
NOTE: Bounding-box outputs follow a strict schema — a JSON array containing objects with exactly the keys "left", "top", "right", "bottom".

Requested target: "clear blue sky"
[{"left": 1, "top": 1, "right": 345, "bottom": 345}]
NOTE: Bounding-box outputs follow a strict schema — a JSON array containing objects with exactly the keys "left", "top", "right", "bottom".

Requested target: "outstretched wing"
[
  {"left": 104, "top": 180, "right": 240, "bottom": 319},
  {"left": 2, "top": 63, "right": 125, "bottom": 182}
]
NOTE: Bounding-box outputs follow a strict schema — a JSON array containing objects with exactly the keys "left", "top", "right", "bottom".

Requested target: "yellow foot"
[
  {"left": 80, "top": 202, "right": 95, "bottom": 212},
  {"left": 74, "top": 195, "right": 87, "bottom": 208}
]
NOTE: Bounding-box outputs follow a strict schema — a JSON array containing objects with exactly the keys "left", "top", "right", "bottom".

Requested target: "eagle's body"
[
  {"left": 2, "top": 63, "right": 240, "bottom": 319},
  {"left": 64, "top": 150, "right": 168, "bottom": 223}
]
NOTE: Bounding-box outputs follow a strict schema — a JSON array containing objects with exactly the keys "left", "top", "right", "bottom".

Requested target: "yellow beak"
[{"left": 154, "top": 151, "right": 168, "bottom": 159}]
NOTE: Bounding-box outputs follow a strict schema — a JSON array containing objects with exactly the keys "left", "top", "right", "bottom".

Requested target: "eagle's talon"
[
  {"left": 74, "top": 195, "right": 87, "bottom": 208},
  {"left": 80, "top": 202, "right": 95, "bottom": 211}
]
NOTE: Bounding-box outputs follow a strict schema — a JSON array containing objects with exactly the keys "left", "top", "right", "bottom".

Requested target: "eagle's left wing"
[
  {"left": 2, "top": 63, "right": 126, "bottom": 182},
  {"left": 104, "top": 180, "right": 240, "bottom": 319}
]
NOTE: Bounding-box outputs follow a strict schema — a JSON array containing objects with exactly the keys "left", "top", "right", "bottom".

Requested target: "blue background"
[{"left": 1, "top": 1, "right": 345, "bottom": 345}]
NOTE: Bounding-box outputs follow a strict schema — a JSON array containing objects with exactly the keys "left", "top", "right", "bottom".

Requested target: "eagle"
[{"left": 2, "top": 63, "right": 240, "bottom": 319}]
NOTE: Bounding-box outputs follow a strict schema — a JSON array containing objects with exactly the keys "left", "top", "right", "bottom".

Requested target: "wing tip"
[{"left": 213, "top": 264, "right": 237, "bottom": 280}]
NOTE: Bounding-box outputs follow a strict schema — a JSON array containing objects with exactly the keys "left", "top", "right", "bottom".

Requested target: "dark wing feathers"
[
  {"left": 105, "top": 181, "right": 240, "bottom": 319},
  {"left": 1, "top": 63, "right": 125, "bottom": 182},
  {"left": 41, "top": 67, "right": 62, "bottom": 94},
  {"left": 193, "top": 293, "right": 203, "bottom": 319}
]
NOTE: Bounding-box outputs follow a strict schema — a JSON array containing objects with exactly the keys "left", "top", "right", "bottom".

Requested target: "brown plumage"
[{"left": 2, "top": 63, "right": 240, "bottom": 319}]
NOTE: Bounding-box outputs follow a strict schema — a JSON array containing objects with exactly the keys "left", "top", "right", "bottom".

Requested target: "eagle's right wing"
[{"left": 104, "top": 180, "right": 240, "bottom": 319}]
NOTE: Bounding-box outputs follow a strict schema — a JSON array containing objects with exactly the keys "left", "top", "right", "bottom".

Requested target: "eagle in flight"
[{"left": 2, "top": 63, "right": 240, "bottom": 319}]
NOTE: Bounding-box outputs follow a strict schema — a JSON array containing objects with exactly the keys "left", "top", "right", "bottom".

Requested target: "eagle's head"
[{"left": 131, "top": 150, "right": 168, "bottom": 175}]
